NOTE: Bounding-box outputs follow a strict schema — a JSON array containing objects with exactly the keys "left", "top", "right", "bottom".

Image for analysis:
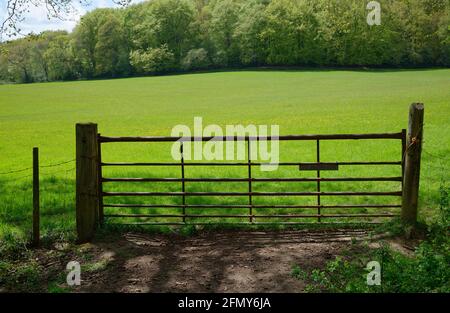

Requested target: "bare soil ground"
[{"left": 61, "top": 229, "right": 374, "bottom": 293}]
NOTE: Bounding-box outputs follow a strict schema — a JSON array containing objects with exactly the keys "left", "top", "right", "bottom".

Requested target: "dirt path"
[{"left": 71, "top": 229, "right": 370, "bottom": 293}]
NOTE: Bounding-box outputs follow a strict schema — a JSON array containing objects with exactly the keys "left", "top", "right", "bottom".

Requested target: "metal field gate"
[
  {"left": 93, "top": 131, "right": 407, "bottom": 226},
  {"left": 74, "top": 104, "right": 423, "bottom": 242}
]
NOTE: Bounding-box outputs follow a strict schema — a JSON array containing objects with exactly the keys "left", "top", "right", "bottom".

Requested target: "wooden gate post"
[
  {"left": 401, "top": 103, "right": 424, "bottom": 225},
  {"left": 76, "top": 123, "right": 99, "bottom": 243},
  {"left": 32, "top": 147, "right": 40, "bottom": 247}
]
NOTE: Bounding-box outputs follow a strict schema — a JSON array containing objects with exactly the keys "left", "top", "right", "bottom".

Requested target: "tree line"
[{"left": 0, "top": 0, "right": 448, "bottom": 83}]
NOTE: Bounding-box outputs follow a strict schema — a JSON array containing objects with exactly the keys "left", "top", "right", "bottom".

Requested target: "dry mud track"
[{"left": 72, "top": 229, "right": 372, "bottom": 293}]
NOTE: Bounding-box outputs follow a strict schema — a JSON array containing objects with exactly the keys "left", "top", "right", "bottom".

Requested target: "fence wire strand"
[
  {"left": 40, "top": 166, "right": 76, "bottom": 176},
  {"left": 0, "top": 158, "right": 75, "bottom": 176},
  {"left": 1, "top": 166, "right": 76, "bottom": 185},
  {"left": 39, "top": 159, "right": 76, "bottom": 168},
  {"left": 0, "top": 167, "right": 32, "bottom": 175}
]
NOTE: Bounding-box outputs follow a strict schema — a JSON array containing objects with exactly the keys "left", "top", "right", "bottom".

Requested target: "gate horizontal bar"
[
  {"left": 102, "top": 191, "right": 402, "bottom": 197},
  {"left": 105, "top": 222, "right": 383, "bottom": 226},
  {"left": 99, "top": 132, "right": 404, "bottom": 143},
  {"left": 102, "top": 204, "right": 401, "bottom": 209},
  {"left": 101, "top": 177, "right": 403, "bottom": 183},
  {"left": 104, "top": 213, "right": 398, "bottom": 218},
  {"left": 101, "top": 161, "right": 401, "bottom": 167}
]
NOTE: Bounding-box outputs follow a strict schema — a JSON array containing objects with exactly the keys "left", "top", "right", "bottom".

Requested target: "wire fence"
[
  {"left": 0, "top": 158, "right": 75, "bottom": 175},
  {"left": 0, "top": 145, "right": 447, "bottom": 187},
  {"left": 0, "top": 150, "right": 447, "bottom": 180},
  {"left": 0, "top": 158, "right": 76, "bottom": 185}
]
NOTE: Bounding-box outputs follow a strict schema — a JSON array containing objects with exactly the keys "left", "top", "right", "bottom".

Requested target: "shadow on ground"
[{"left": 72, "top": 229, "right": 370, "bottom": 293}]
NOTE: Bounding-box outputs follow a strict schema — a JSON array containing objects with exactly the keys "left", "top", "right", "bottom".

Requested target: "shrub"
[
  {"left": 293, "top": 239, "right": 450, "bottom": 292},
  {"left": 130, "top": 44, "right": 175, "bottom": 74},
  {"left": 293, "top": 183, "right": 450, "bottom": 293}
]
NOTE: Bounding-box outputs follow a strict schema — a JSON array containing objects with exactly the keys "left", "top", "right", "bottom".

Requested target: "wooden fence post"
[
  {"left": 76, "top": 123, "right": 99, "bottom": 243},
  {"left": 401, "top": 103, "right": 424, "bottom": 225},
  {"left": 32, "top": 147, "right": 39, "bottom": 247}
]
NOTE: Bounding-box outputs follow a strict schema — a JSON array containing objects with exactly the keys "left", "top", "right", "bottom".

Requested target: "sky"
[{"left": 0, "top": 0, "right": 146, "bottom": 39}]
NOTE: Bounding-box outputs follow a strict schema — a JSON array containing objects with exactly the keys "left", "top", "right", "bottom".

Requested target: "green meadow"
[{"left": 0, "top": 69, "right": 449, "bottom": 243}]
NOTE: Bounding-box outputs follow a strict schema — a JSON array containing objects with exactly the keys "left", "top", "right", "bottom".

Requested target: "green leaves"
[
  {"left": 130, "top": 44, "right": 175, "bottom": 74},
  {"left": 294, "top": 230, "right": 450, "bottom": 292},
  {"left": 1, "top": 0, "right": 449, "bottom": 83}
]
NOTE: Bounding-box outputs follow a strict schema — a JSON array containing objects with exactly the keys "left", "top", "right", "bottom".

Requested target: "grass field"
[{"left": 0, "top": 69, "right": 449, "bottom": 244}]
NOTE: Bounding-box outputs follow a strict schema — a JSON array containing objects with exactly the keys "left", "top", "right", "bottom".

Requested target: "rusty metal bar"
[
  {"left": 328, "top": 161, "right": 401, "bottom": 165},
  {"left": 101, "top": 176, "right": 403, "bottom": 183},
  {"left": 317, "top": 140, "right": 321, "bottom": 222},
  {"left": 250, "top": 204, "right": 401, "bottom": 209},
  {"left": 248, "top": 139, "right": 253, "bottom": 223},
  {"left": 102, "top": 204, "right": 401, "bottom": 209},
  {"left": 101, "top": 161, "right": 401, "bottom": 167},
  {"left": 180, "top": 143, "right": 186, "bottom": 223},
  {"left": 97, "top": 134, "right": 104, "bottom": 225},
  {"left": 104, "top": 204, "right": 186, "bottom": 208},
  {"left": 401, "top": 128, "right": 407, "bottom": 189},
  {"left": 102, "top": 191, "right": 402, "bottom": 197},
  {"left": 107, "top": 222, "right": 384, "bottom": 226},
  {"left": 99, "top": 132, "right": 404, "bottom": 143},
  {"left": 104, "top": 213, "right": 398, "bottom": 218}
]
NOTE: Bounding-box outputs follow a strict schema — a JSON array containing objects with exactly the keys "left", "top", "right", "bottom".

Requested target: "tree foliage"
[
  {"left": 130, "top": 44, "right": 175, "bottom": 74},
  {"left": 0, "top": 0, "right": 448, "bottom": 83}
]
